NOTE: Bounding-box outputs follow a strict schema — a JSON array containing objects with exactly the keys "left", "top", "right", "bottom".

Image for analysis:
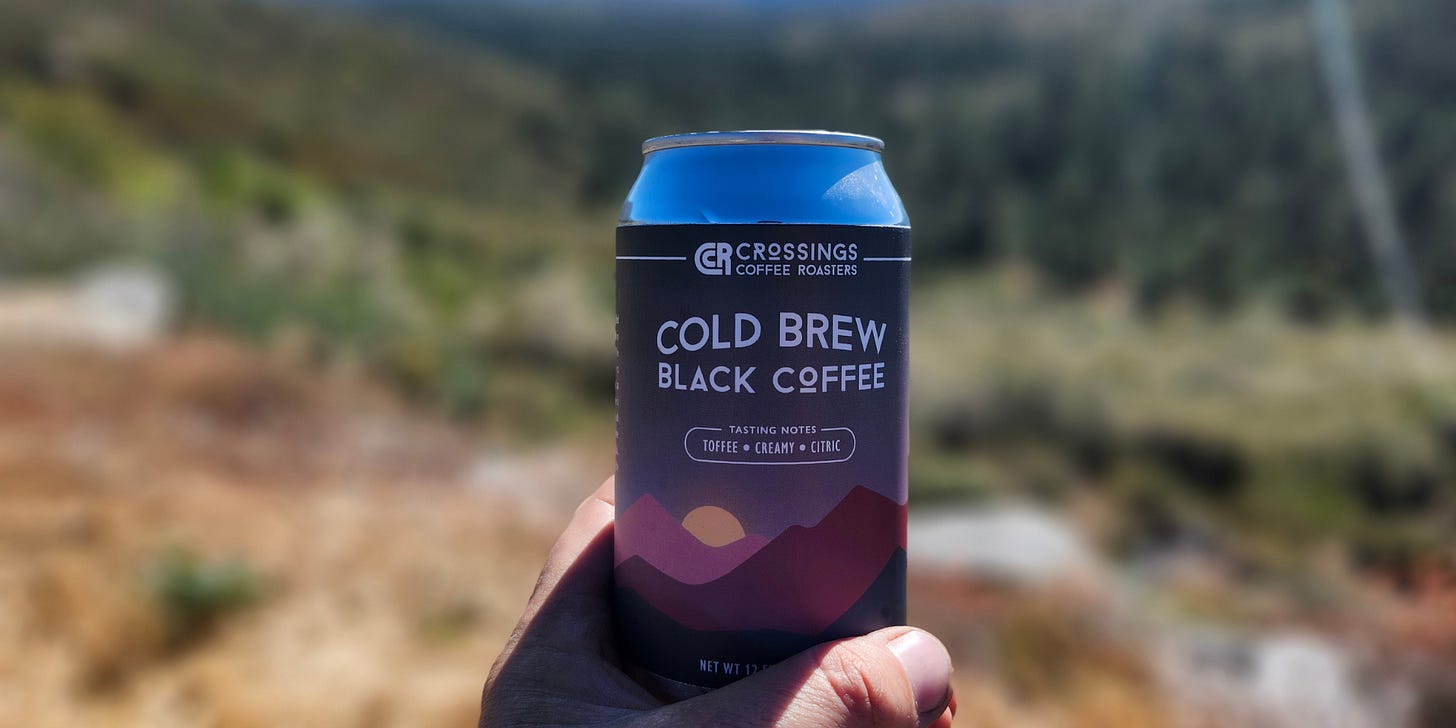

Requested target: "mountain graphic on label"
[
  {"left": 615, "top": 486, "right": 906, "bottom": 635},
  {"left": 615, "top": 496, "right": 771, "bottom": 585}
]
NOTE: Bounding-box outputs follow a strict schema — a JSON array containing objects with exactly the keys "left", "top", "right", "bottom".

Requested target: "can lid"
[{"left": 642, "top": 130, "right": 884, "bottom": 155}]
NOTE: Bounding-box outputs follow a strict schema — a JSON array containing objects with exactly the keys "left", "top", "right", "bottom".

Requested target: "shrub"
[{"left": 145, "top": 548, "right": 265, "bottom": 649}]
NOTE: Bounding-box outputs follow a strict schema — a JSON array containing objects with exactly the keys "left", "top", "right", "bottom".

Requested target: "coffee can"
[{"left": 614, "top": 130, "right": 910, "bottom": 697}]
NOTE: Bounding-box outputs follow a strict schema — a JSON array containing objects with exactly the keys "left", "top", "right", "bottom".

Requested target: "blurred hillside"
[
  {"left": 0, "top": 0, "right": 622, "bottom": 427},
  {"left": 2, "top": 0, "right": 1454, "bottom": 404},
  {"left": 201, "top": 0, "right": 1456, "bottom": 312},
  {"left": 1, "top": 0, "right": 1455, "bottom": 417},
  {"left": 2, "top": 0, "right": 1456, "bottom": 724},
  {"left": 2, "top": 0, "right": 1455, "bottom": 612},
  {"left": 2, "top": 0, "right": 1454, "bottom": 544},
  {"left": 6, "top": 0, "right": 1456, "bottom": 281}
]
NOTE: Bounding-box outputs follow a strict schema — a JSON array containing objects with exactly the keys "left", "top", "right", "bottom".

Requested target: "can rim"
[{"left": 642, "top": 130, "right": 884, "bottom": 155}]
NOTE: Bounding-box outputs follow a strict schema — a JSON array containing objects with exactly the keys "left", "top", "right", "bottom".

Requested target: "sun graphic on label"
[{"left": 681, "top": 506, "right": 746, "bottom": 547}]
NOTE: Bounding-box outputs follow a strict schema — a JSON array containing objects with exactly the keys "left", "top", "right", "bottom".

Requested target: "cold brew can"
[{"left": 615, "top": 130, "right": 909, "bottom": 696}]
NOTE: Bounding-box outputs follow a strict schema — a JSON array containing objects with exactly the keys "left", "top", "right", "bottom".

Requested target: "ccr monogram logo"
[{"left": 694, "top": 242, "right": 733, "bottom": 276}]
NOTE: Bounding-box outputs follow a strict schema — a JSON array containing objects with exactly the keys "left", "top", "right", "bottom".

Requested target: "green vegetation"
[
  {"left": 146, "top": 548, "right": 265, "bottom": 648},
  {"left": 910, "top": 273, "right": 1456, "bottom": 571},
  {"left": 0, "top": 0, "right": 1452, "bottom": 572},
  {"left": 371, "top": 0, "right": 1456, "bottom": 316},
  {"left": 0, "top": 0, "right": 617, "bottom": 420}
]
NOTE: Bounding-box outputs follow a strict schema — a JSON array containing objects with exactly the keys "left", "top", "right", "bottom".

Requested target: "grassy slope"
[
  {"left": 367, "top": 0, "right": 1456, "bottom": 316},
  {"left": 0, "top": 0, "right": 582, "bottom": 203},
  {"left": 911, "top": 271, "right": 1456, "bottom": 570},
  {"left": 0, "top": 0, "right": 1453, "bottom": 568},
  {"left": 0, "top": 0, "right": 617, "bottom": 426}
]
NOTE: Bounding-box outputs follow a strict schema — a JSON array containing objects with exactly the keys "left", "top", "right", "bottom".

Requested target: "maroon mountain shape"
[
  {"left": 615, "top": 486, "right": 906, "bottom": 634},
  {"left": 615, "top": 494, "right": 770, "bottom": 585}
]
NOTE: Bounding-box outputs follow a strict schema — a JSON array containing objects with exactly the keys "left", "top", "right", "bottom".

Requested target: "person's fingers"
[
  {"left": 659, "top": 626, "right": 953, "bottom": 728},
  {"left": 933, "top": 686, "right": 958, "bottom": 728},
  {"left": 483, "top": 476, "right": 663, "bottom": 720},
  {"left": 488, "top": 477, "right": 616, "bottom": 679},
  {"left": 532, "top": 476, "right": 616, "bottom": 604}
]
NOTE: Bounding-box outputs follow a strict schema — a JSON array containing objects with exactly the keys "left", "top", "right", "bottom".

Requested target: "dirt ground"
[
  {"left": 0, "top": 336, "right": 592, "bottom": 726},
  {"left": 10, "top": 333, "right": 1412, "bottom": 727},
  {"left": 0, "top": 336, "right": 1154, "bottom": 727}
]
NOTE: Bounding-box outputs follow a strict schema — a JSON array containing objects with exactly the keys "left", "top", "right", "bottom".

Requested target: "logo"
[{"left": 694, "top": 242, "right": 732, "bottom": 276}]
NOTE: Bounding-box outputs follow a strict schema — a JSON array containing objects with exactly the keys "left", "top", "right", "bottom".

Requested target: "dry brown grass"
[
  {"left": 912, "top": 573, "right": 1171, "bottom": 728},
  {"left": 0, "top": 334, "right": 1176, "bottom": 727},
  {"left": 0, "top": 336, "right": 562, "bottom": 727},
  {"left": 4, "top": 334, "right": 1445, "bottom": 727}
]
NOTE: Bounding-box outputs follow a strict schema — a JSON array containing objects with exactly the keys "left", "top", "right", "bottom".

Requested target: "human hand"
[{"left": 481, "top": 477, "right": 954, "bottom": 728}]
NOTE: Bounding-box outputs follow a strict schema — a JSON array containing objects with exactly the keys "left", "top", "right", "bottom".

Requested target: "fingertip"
[{"left": 885, "top": 629, "right": 952, "bottom": 724}]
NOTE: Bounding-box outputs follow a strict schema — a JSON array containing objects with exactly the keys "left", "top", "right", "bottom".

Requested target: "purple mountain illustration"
[
  {"left": 615, "top": 486, "right": 906, "bottom": 635},
  {"left": 615, "top": 494, "right": 771, "bottom": 584}
]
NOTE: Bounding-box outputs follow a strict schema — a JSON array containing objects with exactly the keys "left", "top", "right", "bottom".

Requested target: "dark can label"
[{"left": 614, "top": 223, "right": 909, "bottom": 689}]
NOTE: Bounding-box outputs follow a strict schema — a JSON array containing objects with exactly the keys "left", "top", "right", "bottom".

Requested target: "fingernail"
[{"left": 887, "top": 630, "right": 952, "bottom": 719}]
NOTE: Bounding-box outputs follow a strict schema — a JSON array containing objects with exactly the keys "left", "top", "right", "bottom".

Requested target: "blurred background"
[{"left": 1, "top": 0, "right": 1453, "bottom": 725}]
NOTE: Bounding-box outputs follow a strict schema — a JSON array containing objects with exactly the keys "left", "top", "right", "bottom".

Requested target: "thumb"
[{"left": 660, "top": 627, "right": 953, "bottom": 728}]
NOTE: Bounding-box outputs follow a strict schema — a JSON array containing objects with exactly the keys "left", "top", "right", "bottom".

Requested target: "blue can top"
[{"left": 620, "top": 130, "right": 909, "bottom": 227}]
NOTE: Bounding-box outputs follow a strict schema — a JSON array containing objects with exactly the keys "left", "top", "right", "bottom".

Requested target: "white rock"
[
  {"left": 0, "top": 263, "right": 173, "bottom": 351},
  {"left": 1252, "top": 634, "right": 1373, "bottom": 728},
  {"left": 77, "top": 264, "right": 174, "bottom": 349},
  {"left": 1156, "top": 627, "right": 1413, "bottom": 728},
  {"left": 908, "top": 504, "right": 1095, "bottom": 584}
]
